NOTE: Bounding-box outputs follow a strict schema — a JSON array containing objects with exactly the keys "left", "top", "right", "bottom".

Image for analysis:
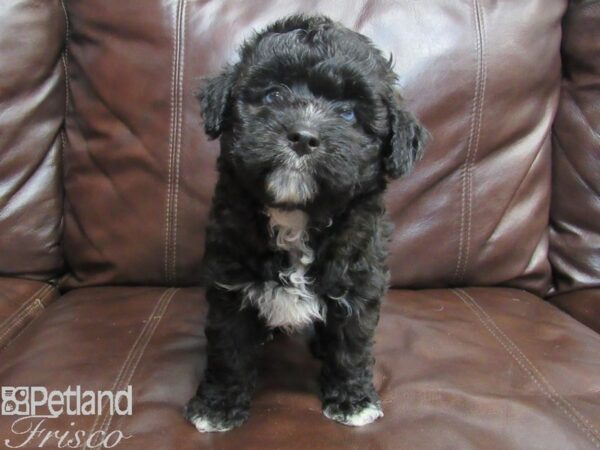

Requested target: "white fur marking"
[
  {"left": 323, "top": 403, "right": 384, "bottom": 427},
  {"left": 218, "top": 208, "right": 326, "bottom": 331},
  {"left": 191, "top": 416, "right": 233, "bottom": 433},
  {"left": 266, "top": 168, "right": 316, "bottom": 204}
]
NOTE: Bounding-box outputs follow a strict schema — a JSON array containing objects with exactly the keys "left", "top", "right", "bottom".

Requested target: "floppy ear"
[
  {"left": 383, "top": 92, "right": 429, "bottom": 179},
  {"left": 196, "top": 66, "right": 236, "bottom": 139}
]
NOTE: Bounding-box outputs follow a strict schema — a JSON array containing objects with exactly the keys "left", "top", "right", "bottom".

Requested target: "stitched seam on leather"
[
  {"left": 170, "top": 0, "right": 187, "bottom": 281},
  {"left": 84, "top": 288, "right": 178, "bottom": 449},
  {"left": 0, "top": 302, "right": 45, "bottom": 351},
  {"left": 96, "top": 288, "right": 177, "bottom": 444},
  {"left": 454, "top": 0, "right": 486, "bottom": 284},
  {"left": 84, "top": 289, "right": 173, "bottom": 445},
  {"left": 59, "top": 0, "right": 70, "bottom": 174},
  {"left": 38, "top": 285, "right": 56, "bottom": 307},
  {"left": 453, "top": 289, "right": 600, "bottom": 447},
  {"left": 164, "top": 0, "right": 187, "bottom": 284},
  {"left": 0, "top": 285, "right": 51, "bottom": 342},
  {"left": 0, "top": 285, "right": 52, "bottom": 349},
  {"left": 453, "top": 0, "right": 479, "bottom": 284},
  {"left": 0, "top": 285, "right": 47, "bottom": 336},
  {"left": 0, "top": 302, "right": 46, "bottom": 350},
  {"left": 59, "top": 0, "right": 70, "bottom": 113},
  {"left": 58, "top": 0, "right": 71, "bottom": 267},
  {"left": 94, "top": 288, "right": 177, "bottom": 444},
  {"left": 0, "top": 299, "right": 45, "bottom": 344},
  {"left": 164, "top": 3, "right": 178, "bottom": 284},
  {"left": 99, "top": 288, "right": 178, "bottom": 442},
  {"left": 460, "top": 289, "right": 600, "bottom": 440},
  {"left": 461, "top": 3, "right": 486, "bottom": 282}
]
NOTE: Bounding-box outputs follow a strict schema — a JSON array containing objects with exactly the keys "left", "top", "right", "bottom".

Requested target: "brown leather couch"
[{"left": 1, "top": 1, "right": 599, "bottom": 449}]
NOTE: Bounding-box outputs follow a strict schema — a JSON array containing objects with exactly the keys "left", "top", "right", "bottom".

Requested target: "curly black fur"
[{"left": 185, "top": 14, "right": 427, "bottom": 432}]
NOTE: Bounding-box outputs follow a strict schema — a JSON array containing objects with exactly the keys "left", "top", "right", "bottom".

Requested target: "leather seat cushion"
[
  {"left": 0, "top": 277, "right": 58, "bottom": 350},
  {"left": 0, "top": 287, "right": 598, "bottom": 449}
]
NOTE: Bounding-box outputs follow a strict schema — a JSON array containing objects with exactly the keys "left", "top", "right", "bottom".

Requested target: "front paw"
[
  {"left": 184, "top": 395, "right": 249, "bottom": 433},
  {"left": 323, "top": 396, "right": 383, "bottom": 427}
]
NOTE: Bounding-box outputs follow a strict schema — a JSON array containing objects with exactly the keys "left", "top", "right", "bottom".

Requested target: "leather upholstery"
[
  {"left": 551, "top": 289, "right": 600, "bottom": 334},
  {"left": 550, "top": 0, "right": 600, "bottom": 293},
  {"left": 0, "top": 287, "right": 598, "bottom": 449},
  {"left": 0, "top": 278, "right": 59, "bottom": 349},
  {"left": 0, "top": 1, "right": 599, "bottom": 449},
  {"left": 60, "top": 0, "right": 565, "bottom": 295},
  {"left": 0, "top": 0, "right": 65, "bottom": 280},
  {"left": 549, "top": 0, "right": 600, "bottom": 325}
]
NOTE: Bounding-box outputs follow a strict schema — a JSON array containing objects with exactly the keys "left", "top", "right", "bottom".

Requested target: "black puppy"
[{"left": 185, "top": 14, "right": 427, "bottom": 432}]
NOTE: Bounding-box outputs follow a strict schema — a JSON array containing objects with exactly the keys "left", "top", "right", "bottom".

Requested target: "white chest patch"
[{"left": 218, "top": 208, "right": 326, "bottom": 332}]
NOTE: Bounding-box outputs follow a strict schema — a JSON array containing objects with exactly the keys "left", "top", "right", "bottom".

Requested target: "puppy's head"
[{"left": 198, "top": 15, "right": 427, "bottom": 210}]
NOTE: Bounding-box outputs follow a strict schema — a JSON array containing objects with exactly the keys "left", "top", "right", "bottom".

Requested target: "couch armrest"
[{"left": 550, "top": 0, "right": 600, "bottom": 292}]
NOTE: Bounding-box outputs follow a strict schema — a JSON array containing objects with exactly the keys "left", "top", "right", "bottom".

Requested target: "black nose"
[{"left": 287, "top": 127, "right": 320, "bottom": 155}]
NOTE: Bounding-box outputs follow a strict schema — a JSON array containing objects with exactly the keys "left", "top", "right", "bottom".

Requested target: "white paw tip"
[
  {"left": 191, "top": 415, "right": 233, "bottom": 433},
  {"left": 324, "top": 403, "right": 384, "bottom": 427}
]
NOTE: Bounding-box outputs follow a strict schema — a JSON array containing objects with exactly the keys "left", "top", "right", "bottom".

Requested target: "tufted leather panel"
[
  {"left": 549, "top": 0, "right": 600, "bottom": 324},
  {"left": 0, "top": 0, "right": 66, "bottom": 280},
  {"left": 0, "top": 287, "right": 598, "bottom": 449},
  {"left": 60, "top": 0, "right": 565, "bottom": 294}
]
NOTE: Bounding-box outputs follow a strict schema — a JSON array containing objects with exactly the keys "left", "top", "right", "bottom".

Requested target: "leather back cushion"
[
  {"left": 61, "top": 0, "right": 566, "bottom": 293},
  {"left": 0, "top": 0, "right": 65, "bottom": 280},
  {"left": 550, "top": 0, "right": 600, "bottom": 294}
]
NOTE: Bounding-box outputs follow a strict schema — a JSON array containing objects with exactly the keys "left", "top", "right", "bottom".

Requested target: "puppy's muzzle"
[{"left": 287, "top": 125, "right": 320, "bottom": 156}]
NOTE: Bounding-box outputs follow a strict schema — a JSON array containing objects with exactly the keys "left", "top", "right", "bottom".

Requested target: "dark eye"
[
  {"left": 264, "top": 89, "right": 283, "bottom": 104},
  {"left": 340, "top": 109, "right": 356, "bottom": 123}
]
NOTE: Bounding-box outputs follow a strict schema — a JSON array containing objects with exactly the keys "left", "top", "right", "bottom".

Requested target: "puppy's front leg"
[
  {"left": 315, "top": 300, "right": 384, "bottom": 427},
  {"left": 185, "top": 287, "right": 265, "bottom": 432}
]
